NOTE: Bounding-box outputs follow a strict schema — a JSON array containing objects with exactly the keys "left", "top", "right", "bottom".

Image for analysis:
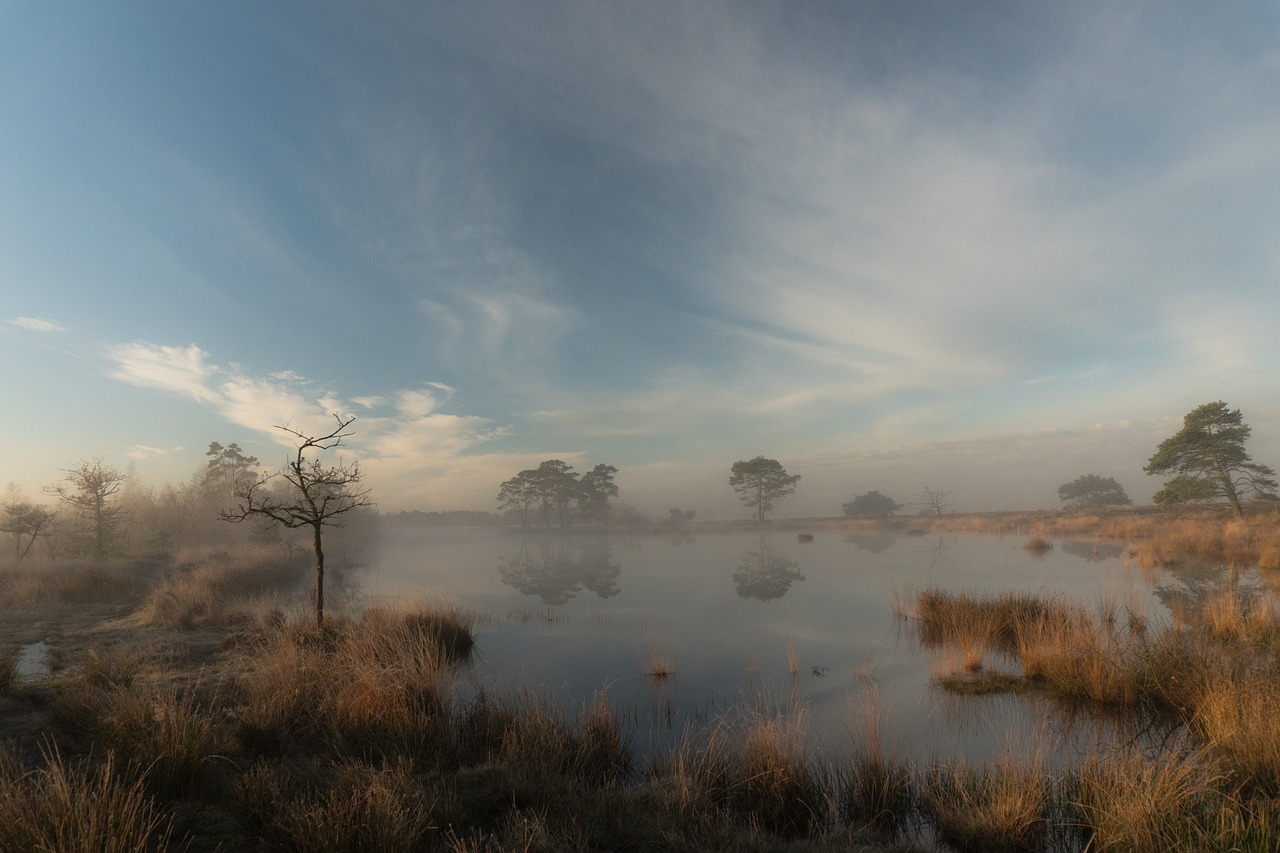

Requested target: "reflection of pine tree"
[
  {"left": 579, "top": 543, "right": 621, "bottom": 598},
  {"left": 733, "top": 536, "right": 804, "bottom": 601},
  {"left": 498, "top": 539, "right": 622, "bottom": 605}
]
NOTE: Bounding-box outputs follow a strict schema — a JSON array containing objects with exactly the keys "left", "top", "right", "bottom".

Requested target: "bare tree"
[
  {"left": 45, "top": 459, "right": 128, "bottom": 562},
  {"left": 220, "top": 415, "right": 373, "bottom": 627},
  {"left": 913, "top": 484, "right": 953, "bottom": 519}
]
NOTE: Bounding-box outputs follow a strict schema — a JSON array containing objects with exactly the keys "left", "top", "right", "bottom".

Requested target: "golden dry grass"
[
  {"left": 923, "top": 759, "right": 1049, "bottom": 853},
  {"left": 0, "top": 744, "right": 175, "bottom": 852}
]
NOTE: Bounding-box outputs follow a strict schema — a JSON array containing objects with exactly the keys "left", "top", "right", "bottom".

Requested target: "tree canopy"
[
  {"left": 1057, "top": 474, "right": 1132, "bottom": 508},
  {"left": 1144, "top": 401, "right": 1277, "bottom": 517},
  {"left": 729, "top": 457, "right": 800, "bottom": 523},
  {"left": 497, "top": 460, "right": 619, "bottom": 528},
  {"left": 842, "top": 490, "right": 902, "bottom": 519}
]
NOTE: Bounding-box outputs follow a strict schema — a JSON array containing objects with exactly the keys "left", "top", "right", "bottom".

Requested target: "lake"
[{"left": 357, "top": 525, "right": 1241, "bottom": 767}]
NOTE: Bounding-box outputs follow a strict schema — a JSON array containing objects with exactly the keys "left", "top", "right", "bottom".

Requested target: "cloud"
[
  {"left": 104, "top": 340, "right": 506, "bottom": 507},
  {"left": 107, "top": 342, "right": 221, "bottom": 405},
  {"left": 125, "top": 444, "right": 183, "bottom": 460},
  {"left": 7, "top": 316, "right": 66, "bottom": 333}
]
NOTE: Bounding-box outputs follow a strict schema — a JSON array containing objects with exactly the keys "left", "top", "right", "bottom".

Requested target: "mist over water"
[{"left": 360, "top": 526, "right": 1231, "bottom": 765}]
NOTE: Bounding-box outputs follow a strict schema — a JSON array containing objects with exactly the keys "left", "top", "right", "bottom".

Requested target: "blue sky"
[{"left": 3, "top": 2, "right": 1279, "bottom": 517}]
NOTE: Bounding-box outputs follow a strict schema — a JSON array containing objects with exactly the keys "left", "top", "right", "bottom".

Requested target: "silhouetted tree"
[
  {"left": 1144, "top": 401, "right": 1277, "bottom": 517},
  {"left": 729, "top": 457, "right": 800, "bottom": 523},
  {"left": 202, "top": 441, "right": 260, "bottom": 509},
  {"left": 842, "top": 490, "right": 902, "bottom": 520},
  {"left": 530, "top": 460, "right": 579, "bottom": 528},
  {"left": 1057, "top": 474, "right": 1131, "bottom": 508},
  {"left": 45, "top": 459, "right": 127, "bottom": 562},
  {"left": 578, "top": 463, "right": 619, "bottom": 526},
  {"left": 498, "top": 471, "right": 540, "bottom": 529},
  {"left": 913, "top": 484, "right": 953, "bottom": 518},
  {"left": 1, "top": 500, "right": 57, "bottom": 561},
  {"left": 221, "top": 415, "right": 373, "bottom": 627}
]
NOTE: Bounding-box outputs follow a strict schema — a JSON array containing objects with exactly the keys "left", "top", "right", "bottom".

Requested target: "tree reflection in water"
[
  {"left": 733, "top": 535, "right": 805, "bottom": 601},
  {"left": 498, "top": 539, "right": 621, "bottom": 605},
  {"left": 843, "top": 530, "right": 899, "bottom": 554}
]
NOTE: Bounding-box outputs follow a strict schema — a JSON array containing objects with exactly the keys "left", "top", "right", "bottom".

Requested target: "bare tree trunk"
[{"left": 313, "top": 522, "right": 325, "bottom": 627}]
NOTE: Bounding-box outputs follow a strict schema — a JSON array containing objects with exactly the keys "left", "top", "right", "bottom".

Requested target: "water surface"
[{"left": 361, "top": 526, "right": 1229, "bottom": 765}]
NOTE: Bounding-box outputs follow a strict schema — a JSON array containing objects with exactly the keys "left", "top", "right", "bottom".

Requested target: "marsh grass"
[
  {"left": 53, "top": 681, "right": 227, "bottom": 798},
  {"left": 232, "top": 603, "right": 473, "bottom": 764},
  {"left": 80, "top": 646, "right": 144, "bottom": 689},
  {"left": 16, "top": 524, "right": 1280, "bottom": 852},
  {"left": 652, "top": 702, "right": 827, "bottom": 840},
  {"left": 839, "top": 686, "right": 916, "bottom": 836},
  {"left": 640, "top": 641, "right": 675, "bottom": 679},
  {"left": 923, "top": 759, "right": 1049, "bottom": 853},
  {"left": 135, "top": 547, "right": 306, "bottom": 630},
  {"left": 0, "top": 644, "right": 17, "bottom": 693},
  {"left": 1072, "top": 748, "right": 1220, "bottom": 852},
  {"left": 0, "top": 744, "right": 176, "bottom": 853},
  {"left": 1, "top": 560, "right": 146, "bottom": 606},
  {"left": 238, "top": 757, "right": 437, "bottom": 853},
  {"left": 1023, "top": 536, "right": 1053, "bottom": 555},
  {"left": 1194, "top": 672, "right": 1280, "bottom": 794}
]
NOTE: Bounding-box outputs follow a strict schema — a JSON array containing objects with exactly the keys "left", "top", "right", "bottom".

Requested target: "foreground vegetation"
[{"left": 3, "top": 509, "right": 1280, "bottom": 850}]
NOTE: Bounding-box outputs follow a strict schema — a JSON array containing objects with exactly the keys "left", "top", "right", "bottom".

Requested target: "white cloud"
[
  {"left": 107, "top": 342, "right": 220, "bottom": 405},
  {"left": 104, "top": 339, "right": 506, "bottom": 507},
  {"left": 7, "top": 316, "right": 67, "bottom": 333},
  {"left": 125, "top": 444, "right": 183, "bottom": 459}
]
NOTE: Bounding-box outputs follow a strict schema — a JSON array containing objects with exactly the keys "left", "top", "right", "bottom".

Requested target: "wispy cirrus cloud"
[
  {"left": 7, "top": 316, "right": 67, "bottom": 333},
  {"left": 125, "top": 444, "right": 183, "bottom": 460}
]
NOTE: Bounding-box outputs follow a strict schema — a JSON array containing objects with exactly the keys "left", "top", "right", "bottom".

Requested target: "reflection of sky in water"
[{"left": 362, "top": 527, "right": 1230, "bottom": 765}]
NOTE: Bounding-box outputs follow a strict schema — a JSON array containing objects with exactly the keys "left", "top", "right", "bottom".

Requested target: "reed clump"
[
  {"left": 922, "top": 759, "right": 1050, "bottom": 853},
  {"left": 652, "top": 706, "right": 827, "bottom": 840},
  {"left": 231, "top": 603, "right": 473, "bottom": 764},
  {"left": 1072, "top": 748, "right": 1218, "bottom": 852}
]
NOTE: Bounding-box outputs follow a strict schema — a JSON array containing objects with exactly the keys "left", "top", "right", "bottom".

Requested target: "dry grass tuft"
[
  {"left": 1023, "top": 536, "right": 1053, "bottom": 555},
  {"left": 232, "top": 604, "right": 473, "bottom": 763},
  {"left": 1073, "top": 748, "right": 1219, "bottom": 852},
  {"left": 0, "top": 744, "right": 176, "bottom": 852},
  {"left": 135, "top": 548, "right": 305, "bottom": 630},
  {"left": 238, "top": 757, "right": 436, "bottom": 852},
  {"left": 640, "top": 642, "right": 675, "bottom": 679},
  {"left": 924, "top": 759, "right": 1049, "bottom": 852}
]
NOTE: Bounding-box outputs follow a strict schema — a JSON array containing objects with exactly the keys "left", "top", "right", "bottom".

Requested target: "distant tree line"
[{"left": 384, "top": 510, "right": 502, "bottom": 527}]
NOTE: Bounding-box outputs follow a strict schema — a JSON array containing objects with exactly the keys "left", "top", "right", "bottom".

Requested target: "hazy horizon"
[{"left": 4, "top": 3, "right": 1279, "bottom": 518}]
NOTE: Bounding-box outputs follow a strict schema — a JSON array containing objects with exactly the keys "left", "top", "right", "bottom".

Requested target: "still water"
[{"left": 359, "top": 526, "right": 1221, "bottom": 765}]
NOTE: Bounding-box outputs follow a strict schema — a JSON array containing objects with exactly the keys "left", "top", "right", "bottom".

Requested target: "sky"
[{"left": 3, "top": 1, "right": 1280, "bottom": 519}]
